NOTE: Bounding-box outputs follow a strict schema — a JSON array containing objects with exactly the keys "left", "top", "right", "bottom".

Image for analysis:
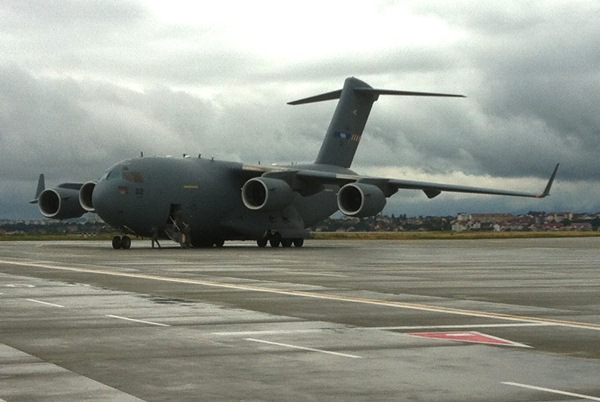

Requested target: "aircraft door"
[{"left": 166, "top": 204, "right": 191, "bottom": 247}]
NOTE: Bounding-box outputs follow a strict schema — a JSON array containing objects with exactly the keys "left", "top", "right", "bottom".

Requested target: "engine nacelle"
[
  {"left": 38, "top": 187, "right": 86, "bottom": 220},
  {"left": 79, "top": 181, "right": 97, "bottom": 212},
  {"left": 337, "top": 183, "right": 386, "bottom": 217},
  {"left": 242, "top": 177, "right": 294, "bottom": 212}
]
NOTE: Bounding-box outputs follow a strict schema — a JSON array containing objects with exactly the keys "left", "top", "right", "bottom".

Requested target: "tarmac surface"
[{"left": 0, "top": 237, "right": 599, "bottom": 401}]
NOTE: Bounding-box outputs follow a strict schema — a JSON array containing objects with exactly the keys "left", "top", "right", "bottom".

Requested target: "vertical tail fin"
[{"left": 288, "top": 77, "right": 465, "bottom": 168}]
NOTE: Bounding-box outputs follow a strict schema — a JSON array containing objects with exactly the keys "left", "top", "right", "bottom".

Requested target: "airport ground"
[{"left": 0, "top": 238, "right": 598, "bottom": 401}]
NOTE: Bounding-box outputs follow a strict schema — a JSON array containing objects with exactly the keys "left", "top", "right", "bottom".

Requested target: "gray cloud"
[{"left": 1, "top": 1, "right": 599, "bottom": 219}]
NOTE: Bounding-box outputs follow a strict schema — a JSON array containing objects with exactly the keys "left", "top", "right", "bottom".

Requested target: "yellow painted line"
[{"left": 1, "top": 258, "right": 599, "bottom": 332}]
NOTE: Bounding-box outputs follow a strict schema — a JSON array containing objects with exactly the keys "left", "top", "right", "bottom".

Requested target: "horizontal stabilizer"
[
  {"left": 288, "top": 85, "right": 464, "bottom": 105},
  {"left": 287, "top": 90, "right": 342, "bottom": 105},
  {"left": 356, "top": 88, "right": 465, "bottom": 98}
]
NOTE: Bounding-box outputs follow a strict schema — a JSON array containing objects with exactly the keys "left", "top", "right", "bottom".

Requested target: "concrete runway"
[{"left": 0, "top": 237, "right": 599, "bottom": 401}]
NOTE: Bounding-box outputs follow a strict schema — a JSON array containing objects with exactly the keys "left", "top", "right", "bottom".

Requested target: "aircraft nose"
[{"left": 92, "top": 178, "right": 121, "bottom": 226}]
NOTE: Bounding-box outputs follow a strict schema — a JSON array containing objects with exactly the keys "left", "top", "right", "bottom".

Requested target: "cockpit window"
[
  {"left": 104, "top": 164, "right": 144, "bottom": 183},
  {"left": 123, "top": 171, "right": 144, "bottom": 183},
  {"left": 106, "top": 167, "right": 122, "bottom": 180}
]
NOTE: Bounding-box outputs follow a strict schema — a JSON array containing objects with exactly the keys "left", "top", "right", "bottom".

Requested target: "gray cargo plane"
[{"left": 31, "top": 77, "right": 559, "bottom": 249}]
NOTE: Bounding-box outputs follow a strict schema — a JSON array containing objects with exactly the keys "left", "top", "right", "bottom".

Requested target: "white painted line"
[
  {"left": 471, "top": 331, "right": 532, "bottom": 348},
  {"left": 502, "top": 382, "right": 600, "bottom": 401},
  {"left": 3, "top": 258, "right": 600, "bottom": 332},
  {"left": 245, "top": 338, "right": 362, "bottom": 359},
  {"left": 106, "top": 315, "right": 170, "bottom": 327},
  {"left": 26, "top": 299, "right": 65, "bottom": 308}
]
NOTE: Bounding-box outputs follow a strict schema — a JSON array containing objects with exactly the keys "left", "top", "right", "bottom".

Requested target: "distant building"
[{"left": 545, "top": 212, "right": 573, "bottom": 223}]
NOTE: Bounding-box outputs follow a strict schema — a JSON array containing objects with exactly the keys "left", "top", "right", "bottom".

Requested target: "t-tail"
[{"left": 288, "top": 77, "right": 465, "bottom": 168}]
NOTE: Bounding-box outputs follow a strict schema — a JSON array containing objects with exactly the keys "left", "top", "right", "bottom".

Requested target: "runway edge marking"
[{"left": 2, "top": 258, "right": 600, "bottom": 332}]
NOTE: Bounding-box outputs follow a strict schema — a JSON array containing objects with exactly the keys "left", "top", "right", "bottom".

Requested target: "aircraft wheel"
[
  {"left": 214, "top": 239, "right": 225, "bottom": 247},
  {"left": 257, "top": 238, "right": 268, "bottom": 247},
  {"left": 281, "top": 238, "right": 292, "bottom": 248},
  {"left": 293, "top": 238, "right": 304, "bottom": 247},
  {"left": 112, "top": 236, "right": 122, "bottom": 249},
  {"left": 269, "top": 233, "right": 281, "bottom": 248},
  {"left": 121, "top": 236, "right": 131, "bottom": 250}
]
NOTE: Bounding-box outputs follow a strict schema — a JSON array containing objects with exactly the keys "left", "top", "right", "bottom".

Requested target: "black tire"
[
  {"left": 293, "top": 238, "right": 304, "bottom": 247},
  {"left": 214, "top": 239, "right": 225, "bottom": 247},
  {"left": 269, "top": 232, "right": 281, "bottom": 248},
  {"left": 112, "top": 236, "right": 122, "bottom": 249},
  {"left": 257, "top": 238, "right": 268, "bottom": 247},
  {"left": 281, "top": 239, "right": 292, "bottom": 247},
  {"left": 121, "top": 236, "right": 131, "bottom": 249}
]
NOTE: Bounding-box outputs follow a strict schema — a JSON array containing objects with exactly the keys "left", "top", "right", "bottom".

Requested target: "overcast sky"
[{"left": 1, "top": 0, "right": 599, "bottom": 219}]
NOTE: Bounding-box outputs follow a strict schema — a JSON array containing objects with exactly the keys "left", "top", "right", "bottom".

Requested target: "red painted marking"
[{"left": 408, "top": 331, "right": 528, "bottom": 347}]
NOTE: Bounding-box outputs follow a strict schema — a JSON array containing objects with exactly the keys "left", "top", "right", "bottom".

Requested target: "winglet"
[
  {"left": 536, "top": 163, "right": 559, "bottom": 198},
  {"left": 30, "top": 174, "right": 45, "bottom": 204}
]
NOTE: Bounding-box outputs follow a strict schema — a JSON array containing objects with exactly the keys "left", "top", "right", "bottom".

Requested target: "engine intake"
[
  {"left": 242, "top": 177, "right": 294, "bottom": 211},
  {"left": 79, "top": 181, "right": 97, "bottom": 212},
  {"left": 337, "top": 183, "right": 386, "bottom": 217},
  {"left": 38, "top": 187, "right": 86, "bottom": 219}
]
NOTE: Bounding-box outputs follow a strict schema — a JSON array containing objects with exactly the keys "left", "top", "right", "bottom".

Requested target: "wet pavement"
[{"left": 0, "top": 238, "right": 599, "bottom": 401}]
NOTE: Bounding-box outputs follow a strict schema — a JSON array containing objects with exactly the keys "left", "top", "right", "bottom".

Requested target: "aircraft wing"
[{"left": 293, "top": 163, "right": 560, "bottom": 199}]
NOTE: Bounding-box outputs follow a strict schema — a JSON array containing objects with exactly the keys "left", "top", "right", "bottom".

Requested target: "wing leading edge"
[{"left": 292, "top": 163, "right": 560, "bottom": 199}]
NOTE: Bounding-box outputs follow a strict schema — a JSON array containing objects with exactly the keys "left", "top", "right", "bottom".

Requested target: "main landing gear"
[
  {"left": 112, "top": 235, "right": 131, "bottom": 249},
  {"left": 256, "top": 232, "right": 304, "bottom": 248}
]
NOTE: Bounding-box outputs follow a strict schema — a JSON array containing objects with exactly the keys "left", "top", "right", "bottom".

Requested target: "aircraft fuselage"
[{"left": 92, "top": 156, "right": 342, "bottom": 245}]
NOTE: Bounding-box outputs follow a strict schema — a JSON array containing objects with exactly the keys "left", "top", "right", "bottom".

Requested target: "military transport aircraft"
[{"left": 31, "top": 77, "right": 559, "bottom": 249}]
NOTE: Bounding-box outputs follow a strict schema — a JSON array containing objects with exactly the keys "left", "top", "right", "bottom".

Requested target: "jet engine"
[
  {"left": 38, "top": 187, "right": 86, "bottom": 219},
  {"left": 79, "top": 181, "right": 96, "bottom": 212},
  {"left": 242, "top": 177, "right": 294, "bottom": 211},
  {"left": 337, "top": 183, "right": 386, "bottom": 217}
]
